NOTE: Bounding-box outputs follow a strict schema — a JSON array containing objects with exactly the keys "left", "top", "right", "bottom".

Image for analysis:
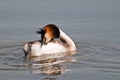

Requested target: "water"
[{"left": 0, "top": 0, "right": 120, "bottom": 80}]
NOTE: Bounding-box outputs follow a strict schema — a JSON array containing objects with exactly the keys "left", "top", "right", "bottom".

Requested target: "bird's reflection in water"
[
  {"left": 41, "top": 64, "right": 65, "bottom": 75},
  {"left": 26, "top": 52, "right": 76, "bottom": 75},
  {"left": 42, "top": 77, "right": 57, "bottom": 80}
]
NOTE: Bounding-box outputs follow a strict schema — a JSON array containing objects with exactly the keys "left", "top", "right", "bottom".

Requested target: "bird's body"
[{"left": 23, "top": 24, "right": 76, "bottom": 58}]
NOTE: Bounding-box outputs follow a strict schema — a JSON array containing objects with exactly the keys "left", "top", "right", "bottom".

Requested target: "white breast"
[{"left": 31, "top": 42, "right": 67, "bottom": 56}]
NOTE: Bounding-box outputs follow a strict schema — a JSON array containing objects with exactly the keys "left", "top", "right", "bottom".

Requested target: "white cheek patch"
[{"left": 44, "top": 33, "right": 52, "bottom": 43}]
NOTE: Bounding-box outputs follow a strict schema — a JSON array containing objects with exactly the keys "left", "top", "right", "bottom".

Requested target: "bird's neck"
[{"left": 59, "top": 29, "right": 76, "bottom": 51}]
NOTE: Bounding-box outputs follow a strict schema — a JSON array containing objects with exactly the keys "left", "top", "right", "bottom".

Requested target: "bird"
[{"left": 23, "top": 24, "right": 76, "bottom": 58}]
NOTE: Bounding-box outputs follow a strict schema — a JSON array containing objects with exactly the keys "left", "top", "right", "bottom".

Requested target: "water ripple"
[
  {"left": 0, "top": 41, "right": 120, "bottom": 76},
  {"left": 76, "top": 41, "right": 120, "bottom": 74}
]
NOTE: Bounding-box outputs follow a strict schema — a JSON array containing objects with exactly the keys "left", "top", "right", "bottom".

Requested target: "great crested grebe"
[{"left": 23, "top": 24, "right": 76, "bottom": 57}]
